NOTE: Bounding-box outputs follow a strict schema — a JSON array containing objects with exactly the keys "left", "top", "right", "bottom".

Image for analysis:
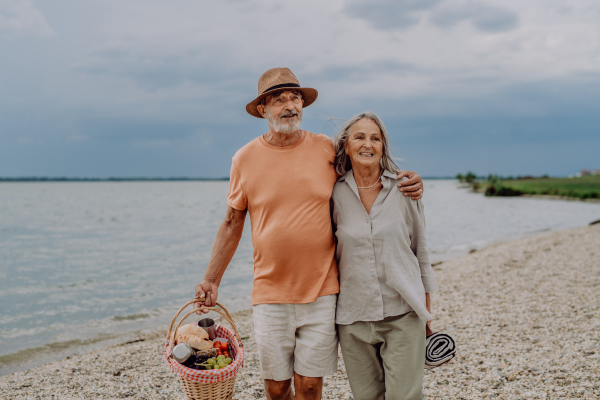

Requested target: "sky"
[{"left": 1, "top": 0, "right": 599, "bottom": 178}]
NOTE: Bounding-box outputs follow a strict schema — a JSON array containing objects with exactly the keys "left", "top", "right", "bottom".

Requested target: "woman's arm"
[
  {"left": 410, "top": 200, "right": 438, "bottom": 294},
  {"left": 426, "top": 293, "right": 432, "bottom": 332}
]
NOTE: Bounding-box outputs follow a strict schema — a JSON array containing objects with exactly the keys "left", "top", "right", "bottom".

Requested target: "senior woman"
[{"left": 331, "top": 112, "right": 437, "bottom": 400}]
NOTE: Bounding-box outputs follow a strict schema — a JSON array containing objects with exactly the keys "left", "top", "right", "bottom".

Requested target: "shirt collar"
[
  {"left": 382, "top": 169, "right": 397, "bottom": 180},
  {"left": 337, "top": 169, "right": 396, "bottom": 182}
]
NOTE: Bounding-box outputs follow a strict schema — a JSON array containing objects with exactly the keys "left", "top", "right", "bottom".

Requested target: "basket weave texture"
[{"left": 164, "top": 300, "right": 245, "bottom": 400}]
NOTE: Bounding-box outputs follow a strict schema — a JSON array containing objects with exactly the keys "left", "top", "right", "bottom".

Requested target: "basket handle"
[{"left": 166, "top": 299, "right": 242, "bottom": 356}]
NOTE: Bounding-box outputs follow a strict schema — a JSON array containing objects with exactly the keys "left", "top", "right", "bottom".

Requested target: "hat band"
[{"left": 261, "top": 83, "right": 300, "bottom": 94}]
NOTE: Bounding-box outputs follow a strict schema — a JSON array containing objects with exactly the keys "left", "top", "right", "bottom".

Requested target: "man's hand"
[
  {"left": 194, "top": 280, "right": 219, "bottom": 315},
  {"left": 397, "top": 170, "right": 424, "bottom": 200}
]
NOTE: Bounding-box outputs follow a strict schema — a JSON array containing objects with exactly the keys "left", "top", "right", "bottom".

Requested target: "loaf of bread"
[{"left": 173, "top": 324, "right": 213, "bottom": 351}]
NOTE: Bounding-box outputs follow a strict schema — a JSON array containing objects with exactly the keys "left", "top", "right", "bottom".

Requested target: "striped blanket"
[{"left": 425, "top": 332, "right": 456, "bottom": 369}]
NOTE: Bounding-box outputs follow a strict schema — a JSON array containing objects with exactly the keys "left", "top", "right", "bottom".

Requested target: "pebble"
[{"left": 1, "top": 224, "right": 599, "bottom": 399}]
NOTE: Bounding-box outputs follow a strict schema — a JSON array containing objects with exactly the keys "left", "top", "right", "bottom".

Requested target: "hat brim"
[{"left": 246, "top": 87, "right": 318, "bottom": 119}]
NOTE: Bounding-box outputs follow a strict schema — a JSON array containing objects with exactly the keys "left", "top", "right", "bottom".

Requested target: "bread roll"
[
  {"left": 176, "top": 324, "right": 209, "bottom": 340},
  {"left": 173, "top": 324, "right": 213, "bottom": 351}
]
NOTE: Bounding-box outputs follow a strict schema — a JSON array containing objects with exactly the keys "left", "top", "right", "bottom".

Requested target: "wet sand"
[{"left": 1, "top": 224, "right": 599, "bottom": 399}]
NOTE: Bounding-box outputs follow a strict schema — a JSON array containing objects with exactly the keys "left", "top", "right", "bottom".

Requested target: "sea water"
[{"left": 1, "top": 180, "right": 599, "bottom": 375}]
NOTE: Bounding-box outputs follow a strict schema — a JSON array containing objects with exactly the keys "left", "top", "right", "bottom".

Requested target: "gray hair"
[{"left": 332, "top": 111, "right": 400, "bottom": 176}]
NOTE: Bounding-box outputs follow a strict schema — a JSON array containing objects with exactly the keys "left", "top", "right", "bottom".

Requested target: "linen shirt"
[{"left": 332, "top": 169, "right": 438, "bottom": 325}]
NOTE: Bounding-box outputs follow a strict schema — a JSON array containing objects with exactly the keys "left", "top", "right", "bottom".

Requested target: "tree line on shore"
[
  {"left": 456, "top": 173, "right": 600, "bottom": 200},
  {"left": 0, "top": 177, "right": 229, "bottom": 182}
]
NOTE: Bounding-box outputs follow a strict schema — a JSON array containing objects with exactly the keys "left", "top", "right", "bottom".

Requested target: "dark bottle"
[{"left": 173, "top": 343, "right": 196, "bottom": 368}]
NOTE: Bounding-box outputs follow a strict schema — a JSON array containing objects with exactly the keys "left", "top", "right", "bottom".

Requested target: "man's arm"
[
  {"left": 194, "top": 205, "right": 247, "bottom": 314},
  {"left": 397, "top": 170, "right": 424, "bottom": 200}
]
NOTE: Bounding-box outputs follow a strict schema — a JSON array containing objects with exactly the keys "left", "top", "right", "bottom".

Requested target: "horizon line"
[{"left": 0, "top": 176, "right": 459, "bottom": 182}]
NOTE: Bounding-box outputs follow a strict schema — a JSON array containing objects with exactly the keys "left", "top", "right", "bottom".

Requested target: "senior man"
[{"left": 194, "top": 68, "right": 424, "bottom": 400}]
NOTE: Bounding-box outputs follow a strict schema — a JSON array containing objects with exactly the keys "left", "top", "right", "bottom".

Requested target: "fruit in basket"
[
  {"left": 173, "top": 339, "right": 235, "bottom": 370},
  {"left": 213, "top": 341, "right": 221, "bottom": 348},
  {"left": 220, "top": 342, "right": 229, "bottom": 351},
  {"left": 196, "top": 348, "right": 218, "bottom": 358}
]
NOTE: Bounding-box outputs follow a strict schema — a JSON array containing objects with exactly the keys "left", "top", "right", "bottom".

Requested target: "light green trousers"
[{"left": 338, "top": 312, "right": 425, "bottom": 400}]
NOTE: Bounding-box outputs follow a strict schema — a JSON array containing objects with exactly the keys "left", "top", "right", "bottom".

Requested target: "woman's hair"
[{"left": 332, "top": 111, "right": 400, "bottom": 176}]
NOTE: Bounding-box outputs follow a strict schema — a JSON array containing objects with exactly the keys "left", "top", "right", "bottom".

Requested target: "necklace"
[{"left": 357, "top": 172, "right": 383, "bottom": 190}]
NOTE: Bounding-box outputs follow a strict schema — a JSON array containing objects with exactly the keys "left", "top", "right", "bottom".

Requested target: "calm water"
[{"left": 1, "top": 180, "right": 599, "bottom": 375}]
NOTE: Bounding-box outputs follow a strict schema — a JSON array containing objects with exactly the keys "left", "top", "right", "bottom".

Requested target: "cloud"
[
  {"left": 0, "top": 0, "right": 52, "bottom": 35},
  {"left": 343, "top": 0, "right": 441, "bottom": 30},
  {"left": 133, "top": 139, "right": 172, "bottom": 147},
  {"left": 75, "top": 41, "right": 255, "bottom": 93},
  {"left": 343, "top": 0, "right": 518, "bottom": 33},
  {"left": 66, "top": 134, "right": 88, "bottom": 143},
  {"left": 1, "top": 0, "right": 600, "bottom": 178},
  {"left": 430, "top": 2, "right": 519, "bottom": 32},
  {"left": 17, "top": 137, "right": 35, "bottom": 144}
]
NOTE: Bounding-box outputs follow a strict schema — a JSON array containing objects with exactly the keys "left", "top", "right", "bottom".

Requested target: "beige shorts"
[{"left": 253, "top": 294, "right": 338, "bottom": 381}]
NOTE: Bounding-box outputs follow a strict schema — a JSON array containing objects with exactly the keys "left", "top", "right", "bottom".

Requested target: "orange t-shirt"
[{"left": 227, "top": 130, "right": 340, "bottom": 305}]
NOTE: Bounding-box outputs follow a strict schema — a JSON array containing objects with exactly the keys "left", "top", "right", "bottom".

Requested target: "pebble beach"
[{"left": 1, "top": 224, "right": 599, "bottom": 399}]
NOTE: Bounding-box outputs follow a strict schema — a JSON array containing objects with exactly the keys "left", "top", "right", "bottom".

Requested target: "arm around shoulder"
[{"left": 397, "top": 170, "right": 424, "bottom": 200}]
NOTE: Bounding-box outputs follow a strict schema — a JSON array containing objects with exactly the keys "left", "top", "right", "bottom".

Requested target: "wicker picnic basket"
[{"left": 165, "top": 299, "right": 245, "bottom": 400}]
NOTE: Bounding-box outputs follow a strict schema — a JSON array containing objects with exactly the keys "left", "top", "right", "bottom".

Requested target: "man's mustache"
[{"left": 279, "top": 110, "right": 299, "bottom": 119}]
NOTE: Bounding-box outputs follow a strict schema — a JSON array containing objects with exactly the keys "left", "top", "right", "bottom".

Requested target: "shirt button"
[
  {"left": 366, "top": 219, "right": 370, "bottom": 223},
  {"left": 369, "top": 255, "right": 374, "bottom": 260},
  {"left": 366, "top": 237, "right": 371, "bottom": 242}
]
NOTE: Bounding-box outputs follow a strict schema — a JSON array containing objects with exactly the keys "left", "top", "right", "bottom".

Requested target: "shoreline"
[
  {"left": 0, "top": 222, "right": 569, "bottom": 377},
  {"left": 2, "top": 224, "right": 600, "bottom": 399}
]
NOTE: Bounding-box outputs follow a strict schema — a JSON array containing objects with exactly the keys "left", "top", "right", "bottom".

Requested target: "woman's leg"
[
  {"left": 338, "top": 322, "right": 385, "bottom": 400},
  {"left": 376, "top": 312, "right": 426, "bottom": 400}
]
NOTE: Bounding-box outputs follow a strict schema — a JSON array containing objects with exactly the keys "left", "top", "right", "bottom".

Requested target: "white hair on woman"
[{"left": 332, "top": 111, "right": 400, "bottom": 176}]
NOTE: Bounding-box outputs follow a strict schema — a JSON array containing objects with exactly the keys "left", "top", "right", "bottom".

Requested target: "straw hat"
[{"left": 246, "top": 67, "right": 318, "bottom": 118}]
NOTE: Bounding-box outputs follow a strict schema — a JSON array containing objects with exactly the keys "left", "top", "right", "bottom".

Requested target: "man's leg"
[
  {"left": 253, "top": 303, "right": 296, "bottom": 398},
  {"left": 264, "top": 378, "right": 293, "bottom": 400},
  {"left": 294, "top": 373, "right": 322, "bottom": 400},
  {"left": 293, "top": 294, "right": 338, "bottom": 400}
]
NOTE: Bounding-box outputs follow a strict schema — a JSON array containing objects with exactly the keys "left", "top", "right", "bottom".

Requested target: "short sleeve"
[{"left": 227, "top": 160, "right": 247, "bottom": 210}]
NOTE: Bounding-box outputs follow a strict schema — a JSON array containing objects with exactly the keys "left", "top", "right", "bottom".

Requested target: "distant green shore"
[
  {"left": 0, "top": 176, "right": 455, "bottom": 182},
  {"left": 458, "top": 173, "right": 600, "bottom": 200}
]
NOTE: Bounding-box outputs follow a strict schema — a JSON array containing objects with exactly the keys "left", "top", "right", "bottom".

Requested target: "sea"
[{"left": 1, "top": 180, "right": 599, "bottom": 376}]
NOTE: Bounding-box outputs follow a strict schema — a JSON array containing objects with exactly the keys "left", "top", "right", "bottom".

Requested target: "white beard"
[{"left": 265, "top": 108, "right": 302, "bottom": 134}]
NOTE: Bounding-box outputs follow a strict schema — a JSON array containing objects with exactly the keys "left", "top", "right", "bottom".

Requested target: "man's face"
[{"left": 259, "top": 90, "right": 304, "bottom": 134}]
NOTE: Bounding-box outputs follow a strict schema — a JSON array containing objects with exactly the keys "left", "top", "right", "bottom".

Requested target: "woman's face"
[{"left": 344, "top": 118, "right": 383, "bottom": 171}]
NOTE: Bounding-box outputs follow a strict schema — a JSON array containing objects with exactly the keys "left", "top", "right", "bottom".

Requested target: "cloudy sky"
[{"left": 1, "top": 0, "right": 599, "bottom": 178}]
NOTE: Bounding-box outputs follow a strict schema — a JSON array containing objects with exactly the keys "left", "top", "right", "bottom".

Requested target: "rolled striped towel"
[{"left": 425, "top": 332, "right": 456, "bottom": 369}]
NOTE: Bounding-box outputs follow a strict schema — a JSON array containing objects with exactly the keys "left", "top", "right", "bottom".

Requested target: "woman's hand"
[{"left": 397, "top": 171, "right": 424, "bottom": 200}]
